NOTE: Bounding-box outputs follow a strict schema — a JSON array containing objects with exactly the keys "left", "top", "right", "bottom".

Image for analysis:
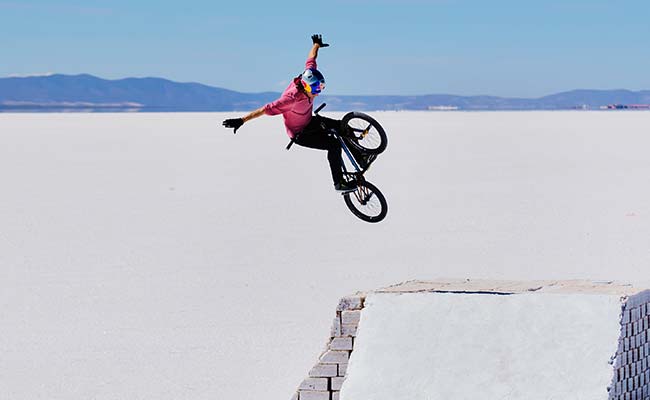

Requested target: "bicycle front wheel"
[
  {"left": 343, "top": 180, "right": 388, "bottom": 223},
  {"left": 341, "top": 112, "right": 388, "bottom": 155}
]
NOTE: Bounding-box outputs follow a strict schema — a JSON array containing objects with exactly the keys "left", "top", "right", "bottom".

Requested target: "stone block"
[
  {"left": 299, "top": 378, "right": 329, "bottom": 391},
  {"left": 331, "top": 317, "right": 341, "bottom": 337},
  {"left": 342, "top": 310, "right": 361, "bottom": 325},
  {"left": 337, "top": 296, "right": 364, "bottom": 311},
  {"left": 331, "top": 392, "right": 340, "bottom": 400},
  {"left": 299, "top": 390, "right": 329, "bottom": 400},
  {"left": 320, "top": 350, "right": 349, "bottom": 364},
  {"left": 338, "top": 363, "right": 348, "bottom": 376},
  {"left": 329, "top": 337, "right": 353, "bottom": 351},
  {"left": 341, "top": 324, "right": 358, "bottom": 337},
  {"left": 309, "top": 363, "right": 338, "bottom": 378},
  {"left": 623, "top": 311, "right": 631, "bottom": 324},
  {"left": 331, "top": 377, "right": 346, "bottom": 391}
]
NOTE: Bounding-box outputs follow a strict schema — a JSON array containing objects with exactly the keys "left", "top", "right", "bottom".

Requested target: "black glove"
[
  {"left": 223, "top": 118, "right": 244, "bottom": 134},
  {"left": 311, "top": 34, "right": 329, "bottom": 48}
]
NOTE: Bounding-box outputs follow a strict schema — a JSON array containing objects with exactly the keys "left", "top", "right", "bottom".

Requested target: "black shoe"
[{"left": 334, "top": 181, "right": 358, "bottom": 193}]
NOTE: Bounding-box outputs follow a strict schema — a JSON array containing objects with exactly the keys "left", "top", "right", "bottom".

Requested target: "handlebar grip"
[
  {"left": 286, "top": 133, "right": 301, "bottom": 150},
  {"left": 314, "top": 103, "right": 326, "bottom": 115}
]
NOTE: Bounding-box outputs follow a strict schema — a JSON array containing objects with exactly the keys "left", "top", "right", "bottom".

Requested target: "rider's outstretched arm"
[
  {"left": 242, "top": 107, "right": 266, "bottom": 123},
  {"left": 222, "top": 106, "right": 265, "bottom": 134},
  {"left": 308, "top": 43, "right": 320, "bottom": 60},
  {"left": 223, "top": 85, "right": 297, "bottom": 133},
  {"left": 309, "top": 34, "right": 329, "bottom": 60}
]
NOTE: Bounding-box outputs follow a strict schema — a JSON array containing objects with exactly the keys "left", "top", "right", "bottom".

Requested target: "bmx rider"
[{"left": 222, "top": 34, "right": 361, "bottom": 192}]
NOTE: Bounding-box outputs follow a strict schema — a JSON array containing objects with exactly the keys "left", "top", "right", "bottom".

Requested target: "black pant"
[{"left": 295, "top": 115, "right": 345, "bottom": 185}]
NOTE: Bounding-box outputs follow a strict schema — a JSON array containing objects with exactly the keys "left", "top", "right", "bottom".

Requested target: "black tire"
[
  {"left": 341, "top": 112, "right": 388, "bottom": 155},
  {"left": 343, "top": 180, "right": 388, "bottom": 223}
]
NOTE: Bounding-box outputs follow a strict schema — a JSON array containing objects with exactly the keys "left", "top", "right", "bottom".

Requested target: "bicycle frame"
[{"left": 335, "top": 132, "right": 363, "bottom": 174}]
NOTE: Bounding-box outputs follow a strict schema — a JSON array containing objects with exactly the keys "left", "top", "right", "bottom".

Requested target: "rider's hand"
[
  {"left": 223, "top": 118, "right": 244, "bottom": 134},
  {"left": 311, "top": 34, "right": 329, "bottom": 48}
]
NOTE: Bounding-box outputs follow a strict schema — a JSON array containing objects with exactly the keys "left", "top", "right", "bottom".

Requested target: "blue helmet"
[{"left": 301, "top": 68, "right": 325, "bottom": 94}]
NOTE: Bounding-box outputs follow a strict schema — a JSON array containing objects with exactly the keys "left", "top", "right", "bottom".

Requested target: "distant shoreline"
[
  {"left": 2, "top": 108, "right": 650, "bottom": 114},
  {"left": 2, "top": 74, "right": 649, "bottom": 113}
]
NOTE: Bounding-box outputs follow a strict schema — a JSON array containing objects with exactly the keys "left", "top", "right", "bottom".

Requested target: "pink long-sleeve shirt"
[{"left": 263, "top": 57, "right": 317, "bottom": 139}]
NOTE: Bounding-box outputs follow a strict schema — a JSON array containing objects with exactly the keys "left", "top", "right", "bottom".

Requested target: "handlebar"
[{"left": 314, "top": 103, "right": 326, "bottom": 115}]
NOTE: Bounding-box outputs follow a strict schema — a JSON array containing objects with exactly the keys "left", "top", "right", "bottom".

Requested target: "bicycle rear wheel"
[
  {"left": 341, "top": 112, "right": 388, "bottom": 155},
  {"left": 343, "top": 180, "right": 388, "bottom": 223}
]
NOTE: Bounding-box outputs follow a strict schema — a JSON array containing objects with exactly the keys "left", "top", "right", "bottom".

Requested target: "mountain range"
[{"left": 1, "top": 74, "right": 649, "bottom": 111}]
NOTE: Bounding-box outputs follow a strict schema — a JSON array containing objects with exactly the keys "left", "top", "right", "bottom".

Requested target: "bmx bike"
[{"left": 288, "top": 103, "right": 389, "bottom": 223}]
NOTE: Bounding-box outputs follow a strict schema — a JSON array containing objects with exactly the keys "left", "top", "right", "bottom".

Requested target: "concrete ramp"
[{"left": 292, "top": 280, "right": 650, "bottom": 400}]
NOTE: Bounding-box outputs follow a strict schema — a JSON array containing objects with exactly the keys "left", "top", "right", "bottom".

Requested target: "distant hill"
[
  {"left": 0, "top": 74, "right": 278, "bottom": 111},
  {"left": 1, "top": 74, "right": 649, "bottom": 111}
]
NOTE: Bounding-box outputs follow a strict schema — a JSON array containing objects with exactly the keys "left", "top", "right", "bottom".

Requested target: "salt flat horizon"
[
  {"left": 1, "top": 111, "right": 649, "bottom": 399},
  {"left": 3, "top": 109, "right": 650, "bottom": 114}
]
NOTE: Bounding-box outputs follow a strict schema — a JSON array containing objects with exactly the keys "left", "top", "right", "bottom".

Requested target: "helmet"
[{"left": 301, "top": 68, "right": 325, "bottom": 94}]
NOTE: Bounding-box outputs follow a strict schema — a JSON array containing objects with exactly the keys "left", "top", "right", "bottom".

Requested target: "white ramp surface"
[{"left": 342, "top": 292, "right": 622, "bottom": 400}]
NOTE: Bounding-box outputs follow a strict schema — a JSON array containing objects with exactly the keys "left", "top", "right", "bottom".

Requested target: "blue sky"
[{"left": 2, "top": 0, "right": 649, "bottom": 97}]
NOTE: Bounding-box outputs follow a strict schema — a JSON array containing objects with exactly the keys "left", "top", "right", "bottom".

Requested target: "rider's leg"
[
  {"left": 316, "top": 115, "right": 367, "bottom": 169},
  {"left": 294, "top": 122, "right": 344, "bottom": 185},
  {"left": 315, "top": 115, "right": 342, "bottom": 132}
]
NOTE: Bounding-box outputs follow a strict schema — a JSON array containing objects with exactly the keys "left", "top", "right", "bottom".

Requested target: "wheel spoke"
[
  {"left": 345, "top": 183, "right": 384, "bottom": 219},
  {"left": 346, "top": 118, "right": 381, "bottom": 151}
]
